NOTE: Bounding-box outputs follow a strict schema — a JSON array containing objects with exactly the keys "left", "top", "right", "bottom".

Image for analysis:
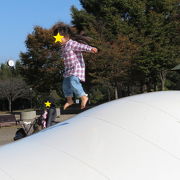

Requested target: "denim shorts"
[{"left": 62, "top": 76, "right": 86, "bottom": 97}]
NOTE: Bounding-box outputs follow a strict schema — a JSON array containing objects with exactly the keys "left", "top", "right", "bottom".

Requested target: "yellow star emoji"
[
  {"left": 45, "top": 101, "right": 51, "bottom": 108},
  {"left": 53, "top": 32, "right": 64, "bottom": 43}
]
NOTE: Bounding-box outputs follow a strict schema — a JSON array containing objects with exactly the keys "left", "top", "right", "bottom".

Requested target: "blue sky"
[{"left": 0, "top": 0, "right": 82, "bottom": 64}]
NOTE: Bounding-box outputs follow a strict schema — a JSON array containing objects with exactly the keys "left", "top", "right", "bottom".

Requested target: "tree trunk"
[
  {"left": 107, "top": 88, "right": 111, "bottom": 101},
  {"left": 114, "top": 86, "right": 118, "bottom": 99},
  {"left": 127, "top": 85, "right": 130, "bottom": 96},
  {"left": 140, "top": 82, "right": 146, "bottom": 93},
  {"left": 8, "top": 98, "right": 12, "bottom": 112},
  {"left": 161, "top": 79, "right": 165, "bottom": 91},
  {"left": 153, "top": 82, "right": 158, "bottom": 91},
  {"left": 146, "top": 82, "right": 151, "bottom": 92},
  {"left": 159, "top": 71, "right": 167, "bottom": 91}
]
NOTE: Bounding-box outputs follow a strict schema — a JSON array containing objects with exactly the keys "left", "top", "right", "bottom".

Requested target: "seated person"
[{"left": 43, "top": 99, "right": 57, "bottom": 128}]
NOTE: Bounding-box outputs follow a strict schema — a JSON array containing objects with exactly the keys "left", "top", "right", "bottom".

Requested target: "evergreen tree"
[{"left": 71, "top": 0, "right": 179, "bottom": 94}]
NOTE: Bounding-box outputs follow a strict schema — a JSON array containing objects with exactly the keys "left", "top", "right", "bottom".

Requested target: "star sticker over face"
[
  {"left": 45, "top": 101, "right": 51, "bottom": 108},
  {"left": 53, "top": 32, "right": 64, "bottom": 43}
]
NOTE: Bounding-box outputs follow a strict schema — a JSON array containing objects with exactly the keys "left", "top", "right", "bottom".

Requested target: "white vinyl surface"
[{"left": 1, "top": 91, "right": 180, "bottom": 179}]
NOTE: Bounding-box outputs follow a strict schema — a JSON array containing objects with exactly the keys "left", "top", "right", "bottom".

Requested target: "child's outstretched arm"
[
  {"left": 70, "top": 40, "right": 98, "bottom": 53},
  {"left": 91, "top": 47, "right": 98, "bottom": 53}
]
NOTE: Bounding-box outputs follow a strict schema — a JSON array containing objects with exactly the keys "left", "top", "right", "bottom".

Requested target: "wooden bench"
[{"left": 0, "top": 115, "right": 18, "bottom": 128}]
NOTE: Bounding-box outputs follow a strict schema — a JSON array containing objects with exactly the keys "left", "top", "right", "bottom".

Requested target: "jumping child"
[{"left": 52, "top": 22, "right": 98, "bottom": 110}]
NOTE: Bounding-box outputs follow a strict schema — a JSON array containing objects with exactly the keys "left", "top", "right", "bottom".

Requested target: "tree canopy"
[
  {"left": 14, "top": 0, "right": 180, "bottom": 106},
  {"left": 71, "top": 0, "right": 179, "bottom": 94},
  {"left": 20, "top": 26, "right": 63, "bottom": 93},
  {"left": 0, "top": 63, "right": 30, "bottom": 111}
]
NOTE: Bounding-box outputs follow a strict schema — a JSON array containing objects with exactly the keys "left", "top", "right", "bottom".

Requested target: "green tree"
[
  {"left": 20, "top": 26, "right": 63, "bottom": 94},
  {"left": 134, "top": 0, "right": 179, "bottom": 90},
  {"left": 71, "top": 0, "right": 139, "bottom": 99},
  {"left": 86, "top": 34, "right": 138, "bottom": 99},
  {"left": 0, "top": 63, "right": 30, "bottom": 112},
  {"left": 72, "top": 0, "right": 179, "bottom": 94}
]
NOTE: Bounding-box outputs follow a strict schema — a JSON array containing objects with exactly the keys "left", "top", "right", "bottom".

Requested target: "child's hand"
[{"left": 91, "top": 48, "right": 98, "bottom": 53}]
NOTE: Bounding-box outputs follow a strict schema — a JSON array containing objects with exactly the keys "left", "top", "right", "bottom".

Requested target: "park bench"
[{"left": 0, "top": 115, "right": 19, "bottom": 128}]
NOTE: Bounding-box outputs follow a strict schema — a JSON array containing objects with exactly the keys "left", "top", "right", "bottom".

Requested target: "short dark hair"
[
  {"left": 52, "top": 22, "right": 72, "bottom": 37},
  {"left": 44, "top": 97, "right": 55, "bottom": 107},
  {"left": 52, "top": 22, "right": 92, "bottom": 44}
]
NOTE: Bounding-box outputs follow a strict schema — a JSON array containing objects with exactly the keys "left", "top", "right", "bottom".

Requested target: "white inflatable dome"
[{"left": 0, "top": 91, "right": 180, "bottom": 180}]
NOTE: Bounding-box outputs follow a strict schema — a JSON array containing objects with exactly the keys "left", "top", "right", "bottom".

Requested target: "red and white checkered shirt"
[{"left": 61, "top": 39, "right": 93, "bottom": 82}]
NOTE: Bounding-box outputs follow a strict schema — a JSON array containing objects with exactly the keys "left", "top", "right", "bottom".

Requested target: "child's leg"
[
  {"left": 80, "top": 95, "right": 89, "bottom": 109},
  {"left": 70, "top": 76, "right": 88, "bottom": 109},
  {"left": 64, "top": 96, "right": 74, "bottom": 110},
  {"left": 62, "top": 77, "right": 74, "bottom": 110}
]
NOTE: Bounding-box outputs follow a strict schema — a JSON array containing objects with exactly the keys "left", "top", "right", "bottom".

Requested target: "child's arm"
[
  {"left": 42, "top": 110, "right": 48, "bottom": 119},
  {"left": 70, "top": 40, "right": 97, "bottom": 53}
]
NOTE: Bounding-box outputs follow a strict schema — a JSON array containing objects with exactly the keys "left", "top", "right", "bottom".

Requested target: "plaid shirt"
[{"left": 61, "top": 39, "right": 93, "bottom": 82}]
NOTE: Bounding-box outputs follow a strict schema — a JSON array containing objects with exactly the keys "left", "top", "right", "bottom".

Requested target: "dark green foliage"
[
  {"left": 9, "top": 0, "right": 179, "bottom": 108},
  {"left": 72, "top": 0, "right": 179, "bottom": 95}
]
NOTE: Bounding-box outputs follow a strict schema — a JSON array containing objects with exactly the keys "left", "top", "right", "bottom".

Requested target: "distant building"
[{"left": 172, "top": 64, "right": 180, "bottom": 71}]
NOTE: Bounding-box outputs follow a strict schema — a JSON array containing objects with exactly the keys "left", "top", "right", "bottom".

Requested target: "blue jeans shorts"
[{"left": 62, "top": 76, "right": 86, "bottom": 98}]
